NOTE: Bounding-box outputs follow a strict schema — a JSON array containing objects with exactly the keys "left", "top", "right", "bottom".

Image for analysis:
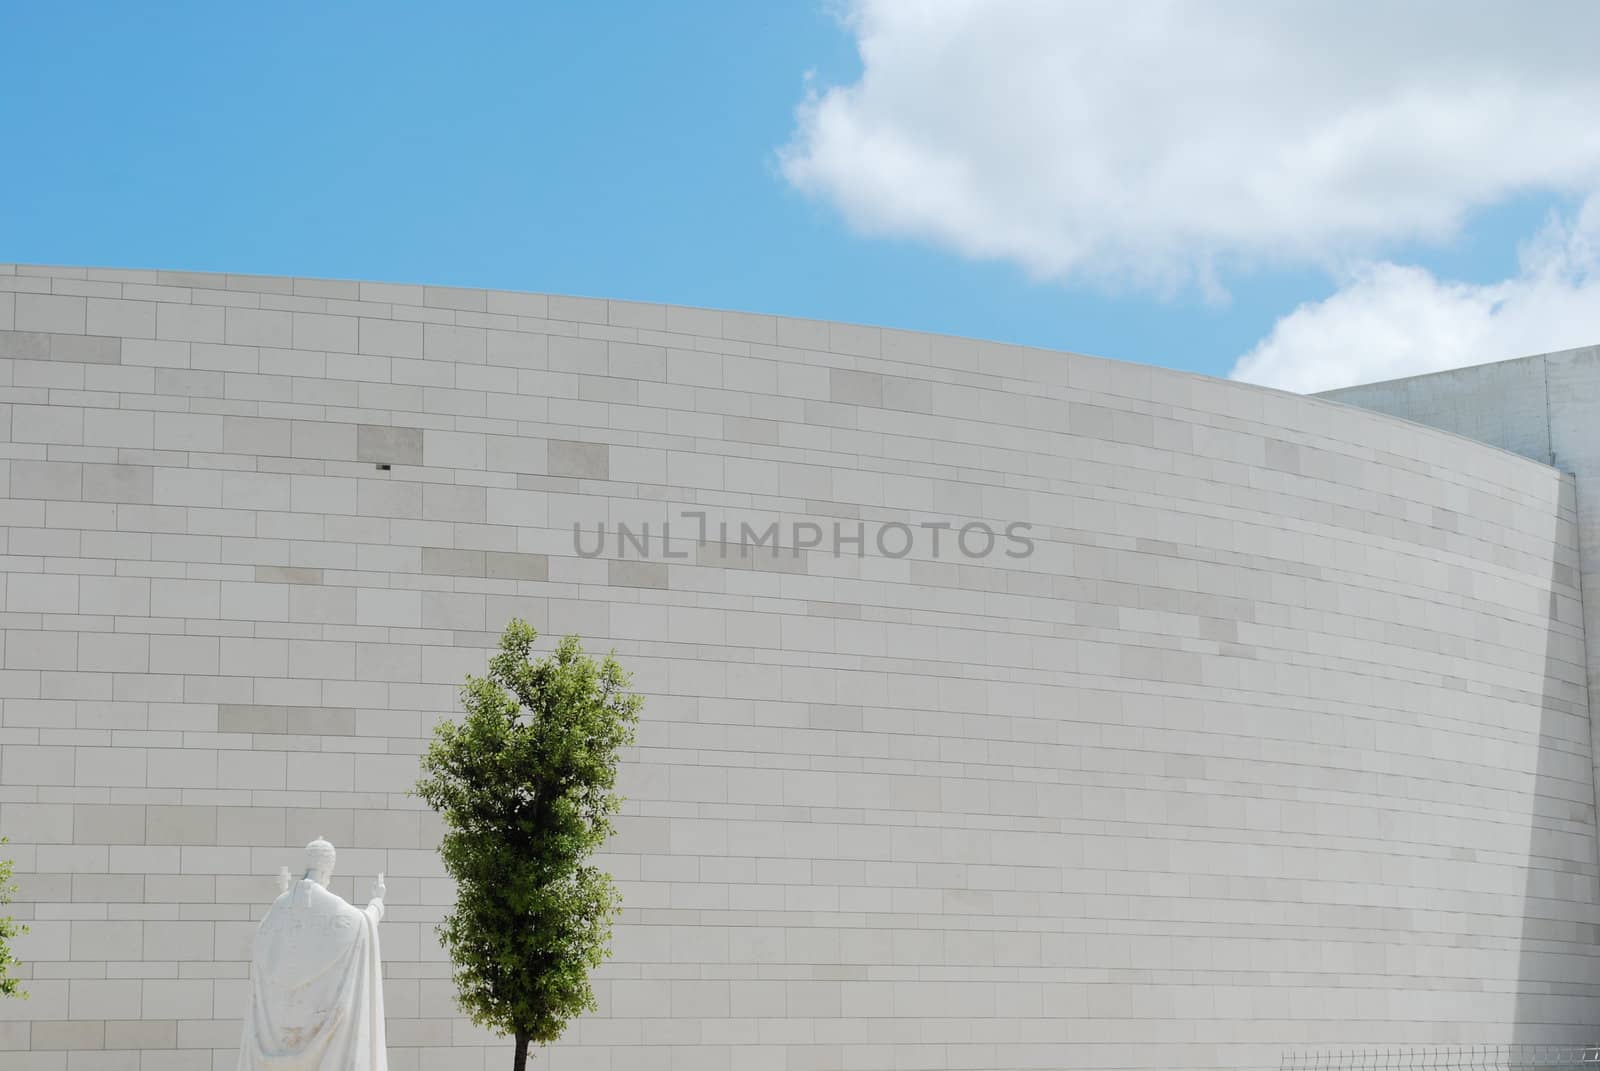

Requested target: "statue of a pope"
[{"left": 238, "top": 838, "right": 388, "bottom": 1071}]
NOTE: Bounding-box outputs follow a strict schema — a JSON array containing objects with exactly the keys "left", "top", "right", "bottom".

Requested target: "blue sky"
[{"left": 4, "top": 2, "right": 1598, "bottom": 389}]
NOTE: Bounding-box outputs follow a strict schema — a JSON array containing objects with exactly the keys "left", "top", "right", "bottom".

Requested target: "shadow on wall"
[{"left": 1513, "top": 482, "right": 1600, "bottom": 1044}]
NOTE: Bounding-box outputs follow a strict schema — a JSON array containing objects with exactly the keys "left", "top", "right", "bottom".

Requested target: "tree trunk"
[{"left": 513, "top": 1030, "right": 529, "bottom": 1071}]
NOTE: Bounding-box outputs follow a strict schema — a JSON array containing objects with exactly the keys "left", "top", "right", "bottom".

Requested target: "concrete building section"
[
  {"left": 0, "top": 264, "right": 1596, "bottom": 1070},
  {"left": 1319, "top": 351, "right": 1570, "bottom": 465},
  {"left": 1324, "top": 346, "right": 1600, "bottom": 874}
]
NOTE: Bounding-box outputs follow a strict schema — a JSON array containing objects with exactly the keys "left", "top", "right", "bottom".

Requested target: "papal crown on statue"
[{"left": 305, "top": 837, "right": 336, "bottom": 877}]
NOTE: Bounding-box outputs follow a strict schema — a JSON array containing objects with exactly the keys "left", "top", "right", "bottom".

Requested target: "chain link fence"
[{"left": 1281, "top": 1048, "right": 1600, "bottom": 1069}]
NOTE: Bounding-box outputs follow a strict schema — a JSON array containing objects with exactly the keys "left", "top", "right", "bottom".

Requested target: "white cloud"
[
  {"left": 1229, "top": 196, "right": 1600, "bottom": 393},
  {"left": 781, "top": 1, "right": 1600, "bottom": 293}
]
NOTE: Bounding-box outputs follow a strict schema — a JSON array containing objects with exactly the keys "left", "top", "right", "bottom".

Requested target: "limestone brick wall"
[{"left": 0, "top": 264, "right": 1595, "bottom": 1070}]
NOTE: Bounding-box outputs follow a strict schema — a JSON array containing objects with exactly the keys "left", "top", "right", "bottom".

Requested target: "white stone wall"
[
  {"left": 0, "top": 263, "right": 1595, "bottom": 1070},
  {"left": 1325, "top": 347, "right": 1600, "bottom": 890}
]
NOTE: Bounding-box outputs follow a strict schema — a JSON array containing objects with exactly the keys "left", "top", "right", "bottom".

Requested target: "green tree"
[
  {"left": 415, "top": 620, "right": 641, "bottom": 1071},
  {"left": 0, "top": 837, "right": 26, "bottom": 999}
]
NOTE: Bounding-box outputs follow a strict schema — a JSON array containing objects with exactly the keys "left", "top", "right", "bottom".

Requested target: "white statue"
[{"left": 238, "top": 838, "right": 389, "bottom": 1071}]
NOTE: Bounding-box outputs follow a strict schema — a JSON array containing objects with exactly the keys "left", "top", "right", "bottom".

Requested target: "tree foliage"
[
  {"left": 0, "top": 837, "right": 26, "bottom": 999},
  {"left": 414, "top": 620, "right": 640, "bottom": 1069}
]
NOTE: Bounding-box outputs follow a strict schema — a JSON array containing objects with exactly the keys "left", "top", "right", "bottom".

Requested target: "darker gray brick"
[
  {"left": 608, "top": 560, "right": 668, "bottom": 589},
  {"left": 217, "top": 705, "right": 287, "bottom": 734},
  {"left": 486, "top": 551, "right": 548, "bottom": 581},
  {"left": 31, "top": 1020, "right": 107, "bottom": 1051},
  {"left": 829, "top": 368, "right": 883, "bottom": 407},
  {"left": 356, "top": 424, "right": 424, "bottom": 465},
  {"left": 254, "top": 565, "right": 324, "bottom": 586},
  {"left": 10, "top": 460, "right": 83, "bottom": 501},
  {"left": 0, "top": 329, "right": 50, "bottom": 359},
  {"left": 0, "top": 327, "right": 114, "bottom": 363},
  {"left": 1264, "top": 438, "right": 1301, "bottom": 474},
  {"left": 82, "top": 464, "right": 154, "bottom": 504},
  {"left": 50, "top": 333, "right": 121, "bottom": 364},
  {"left": 548, "top": 439, "right": 610, "bottom": 479},
  {"left": 882, "top": 376, "right": 932, "bottom": 412},
  {"left": 284, "top": 706, "right": 356, "bottom": 736},
  {"left": 421, "top": 547, "right": 486, "bottom": 577},
  {"left": 219, "top": 704, "right": 355, "bottom": 736}
]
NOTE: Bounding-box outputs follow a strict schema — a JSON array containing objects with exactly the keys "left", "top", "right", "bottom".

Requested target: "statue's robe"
[{"left": 238, "top": 879, "right": 388, "bottom": 1071}]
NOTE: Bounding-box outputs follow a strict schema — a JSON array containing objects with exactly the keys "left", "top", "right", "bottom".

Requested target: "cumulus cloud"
[
  {"left": 780, "top": 1, "right": 1600, "bottom": 292},
  {"left": 1229, "top": 196, "right": 1600, "bottom": 393}
]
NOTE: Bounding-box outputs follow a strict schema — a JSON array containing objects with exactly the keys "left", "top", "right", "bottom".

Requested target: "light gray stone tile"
[
  {"left": 16, "top": 292, "right": 86, "bottom": 333},
  {"left": 422, "top": 482, "right": 487, "bottom": 522},
  {"left": 291, "top": 311, "right": 356, "bottom": 352},
  {"left": 144, "top": 805, "right": 218, "bottom": 846},
  {"left": 424, "top": 322, "right": 487, "bottom": 363},
  {"left": 155, "top": 302, "right": 223, "bottom": 342},
  {"left": 486, "top": 290, "right": 548, "bottom": 318},
  {"left": 548, "top": 294, "right": 607, "bottom": 324},
  {"left": 695, "top": 540, "right": 809, "bottom": 574},
  {"left": 358, "top": 317, "right": 422, "bottom": 357},
  {"left": 424, "top": 285, "right": 486, "bottom": 312},
  {"left": 722, "top": 310, "right": 776, "bottom": 344},
  {"left": 216, "top": 807, "right": 286, "bottom": 848},
  {"left": 291, "top": 419, "right": 357, "bottom": 460},
  {"left": 225, "top": 306, "right": 292, "bottom": 347}
]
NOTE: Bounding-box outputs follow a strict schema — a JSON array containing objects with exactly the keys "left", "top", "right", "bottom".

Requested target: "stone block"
[
  {"left": 608, "top": 560, "right": 668, "bottom": 589},
  {"left": 548, "top": 439, "right": 609, "bottom": 479},
  {"left": 356, "top": 424, "right": 425, "bottom": 465}
]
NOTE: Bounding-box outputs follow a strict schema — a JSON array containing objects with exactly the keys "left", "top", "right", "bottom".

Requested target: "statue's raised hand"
[{"left": 371, "top": 873, "right": 386, "bottom": 902}]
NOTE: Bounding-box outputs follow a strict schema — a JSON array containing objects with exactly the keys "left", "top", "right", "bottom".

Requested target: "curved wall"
[{"left": 0, "top": 263, "right": 1596, "bottom": 1070}]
